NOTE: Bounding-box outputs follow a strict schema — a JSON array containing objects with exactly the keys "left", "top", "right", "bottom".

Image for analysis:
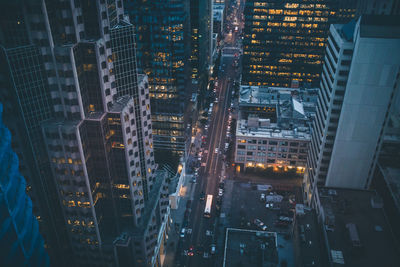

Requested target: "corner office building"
[
  {"left": 235, "top": 86, "right": 317, "bottom": 172},
  {"left": 304, "top": 16, "right": 400, "bottom": 205},
  {"left": 1, "top": 1, "right": 170, "bottom": 266}
]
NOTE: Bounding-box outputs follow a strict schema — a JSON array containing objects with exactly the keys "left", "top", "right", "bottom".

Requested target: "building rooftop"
[
  {"left": 109, "top": 95, "right": 132, "bottom": 113},
  {"left": 360, "top": 15, "right": 400, "bottom": 38},
  {"left": 236, "top": 120, "right": 311, "bottom": 140},
  {"left": 378, "top": 165, "right": 400, "bottom": 214},
  {"left": 223, "top": 228, "right": 294, "bottom": 267},
  {"left": 294, "top": 207, "right": 326, "bottom": 267},
  {"left": 318, "top": 187, "right": 400, "bottom": 267},
  {"left": 237, "top": 86, "right": 317, "bottom": 140},
  {"left": 334, "top": 20, "right": 356, "bottom": 42},
  {"left": 213, "top": 8, "right": 223, "bottom": 22}
]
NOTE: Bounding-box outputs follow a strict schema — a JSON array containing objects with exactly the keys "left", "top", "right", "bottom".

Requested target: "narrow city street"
[{"left": 172, "top": 1, "right": 244, "bottom": 266}]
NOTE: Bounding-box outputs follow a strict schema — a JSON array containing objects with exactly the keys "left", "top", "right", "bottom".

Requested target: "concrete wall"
[{"left": 326, "top": 28, "right": 400, "bottom": 189}]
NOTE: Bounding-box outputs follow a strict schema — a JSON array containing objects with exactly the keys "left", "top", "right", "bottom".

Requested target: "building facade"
[
  {"left": 235, "top": 86, "right": 317, "bottom": 172},
  {"left": 0, "top": 103, "right": 49, "bottom": 266},
  {"left": 1, "top": 1, "right": 170, "bottom": 266},
  {"left": 190, "top": 0, "right": 213, "bottom": 85},
  {"left": 304, "top": 16, "right": 400, "bottom": 205},
  {"left": 124, "top": 0, "right": 187, "bottom": 157},
  {"left": 242, "top": 0, "right": 358, "bottom": 88}
]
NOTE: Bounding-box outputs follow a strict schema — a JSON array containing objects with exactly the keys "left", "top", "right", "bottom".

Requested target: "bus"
[{"left": 204, "top": 194, "right": 213, "bottom": 218}]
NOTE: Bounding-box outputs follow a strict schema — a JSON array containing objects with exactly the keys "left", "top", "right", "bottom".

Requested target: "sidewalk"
[{"left": 162, "top": 172, "right": 196, "bottom": 267}]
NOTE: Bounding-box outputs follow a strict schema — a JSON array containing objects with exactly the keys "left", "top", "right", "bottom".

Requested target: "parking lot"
[{"left": 222, "top": 179, "right": 300, "bottom": 234}]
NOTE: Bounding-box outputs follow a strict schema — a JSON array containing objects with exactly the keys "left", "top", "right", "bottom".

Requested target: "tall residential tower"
[{"left": 304, "top": 15, "right": 400, "bottom": 205}]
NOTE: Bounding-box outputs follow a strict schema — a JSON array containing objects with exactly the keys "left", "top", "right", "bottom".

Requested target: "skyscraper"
[
  {"left": 0, "top": 1, "right": 73, "bottom": 263},
  {"left": 124, "top": 0, "right": 187, "bottom": 160},
  {"left": 1, "top": 1, "right": 170, "bottom": 266},
  {"left": 190, "top": 0, "right": 213, "bottom": 86},
  {"left": 242, "top": 0, "right": 357, "bottom": 87},
  {"left": 304, "top": 15, "right": 400, "bottom": 205},
  {"left": 0, "top": 103, "right": 49, "bottom": 266}
]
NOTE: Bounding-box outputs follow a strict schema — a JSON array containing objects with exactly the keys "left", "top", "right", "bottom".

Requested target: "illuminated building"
[
  {"left": 190, "top": 0, "right": 213, "bottom": 85},
  {"left": 1, "top": 1, "right": 170, "bottom": 266},
  {"left": 242, "top": 0, "right": 358, "bottom": 87},
  {"left": 124, "top": 0, "right": 187, "bottom": 158},
  {"left": 0, "top": 103, "right": 49, "bottom": 266},
  {"left": 235, "top": 85, "right": 317, "bottom": 172},
  {"left": 304, "top": 16, "right": 400, "bottom": 207}
]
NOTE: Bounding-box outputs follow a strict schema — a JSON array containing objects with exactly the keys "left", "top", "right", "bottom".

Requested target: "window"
[{"left": 279, "top": 141, "right": 288, "bottom": 146}]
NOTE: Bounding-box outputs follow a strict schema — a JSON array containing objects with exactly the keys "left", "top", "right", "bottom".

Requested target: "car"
[
  {"left": 215, "top": 148, "right": 219, "bottom": 153},
  {"left": 260, "top": 225, "right": 268, "bottom": 231},
  {"left": 254, "top": 219, "right": 264, "bottom": 227},
  {"left": 203, "top": 252, "right": 209, "bottom": 258},
  {"left": 180, "top": 228, "right": 186, "bottom": 238},
  {"left": 279, "top": 216, "right": 293, "bottom": 222},
  {"left": 214, "top": 97, "right": 218, "bottom": 103},
  {"left": 188, "top": 246, "right": 194, "bottom": 256},
  {"left": 218, "top": 188, "right": 223, "bottom": 197},
  {"left": 192, "top": 177, "right": 196, "bottom": 183},
  {"left": 219, "top": 182, "right": 225, "bottom": 189},
  {"left": 200, "top": 192, "right": 205, "bottom": 201},
  {"left": 260, "top": 193, "right": 266, "bottom": 202},
  {"left": 225, "top": 143, "right": 229, "bottom": 150},
  {"left": 210, "top": 244, "right": 216, "bottom": 255}
]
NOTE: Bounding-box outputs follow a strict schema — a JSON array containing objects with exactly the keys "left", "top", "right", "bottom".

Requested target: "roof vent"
[{"left": 371, "top": 195, "right": 383, "bottom": 209}]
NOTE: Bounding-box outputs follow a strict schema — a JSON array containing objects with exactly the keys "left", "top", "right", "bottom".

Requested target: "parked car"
[
  {"left": 215, "top": 148, "right": 219, "bottom": 153},
  {"left": 279, "top": 216, "right": 293, "bottom": 222},
  {"left": 254, "top": 218, "right": 267, "bottom": 231},
  {"left": 219, "top": 182, "right": 225, "bottom": 189},
  {"left": 180, "top": 228, "right": 186, "bottom": 238},
  {"left": 254, "top": 219, "right": 264, "bottom": 227},
  {"left": 218, "top": 188, "right": 223, "bottom": 197},
  {"left": 210, "top": 244, "right": 216, "bottom": 255},
  {"left": 260, "top": 193, "right": 266, "bottom": 202}
]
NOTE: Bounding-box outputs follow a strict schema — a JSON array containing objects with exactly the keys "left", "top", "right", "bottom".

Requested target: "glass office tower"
[
  {"left": 124, "top": 0, "right": 187, "bottom": 159},
  {"left": 242, "top": 0, "right": 357, "bottom": 87}
]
